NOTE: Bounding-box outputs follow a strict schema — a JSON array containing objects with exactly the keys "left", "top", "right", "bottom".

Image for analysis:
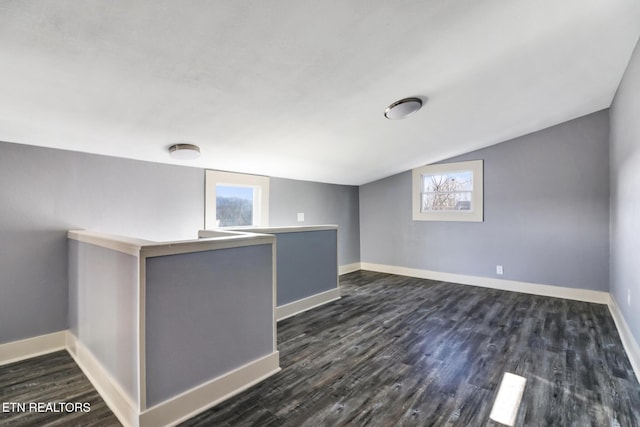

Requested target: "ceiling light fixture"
[
  {"left": 169, "top": 143, "right": 200, "bottom": 160},
  {"left": 384, "top": 97, "right": 423, "bottom": 120}
]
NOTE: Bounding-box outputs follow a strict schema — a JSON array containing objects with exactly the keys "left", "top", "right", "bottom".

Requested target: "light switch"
[{"left": 297, "top": 212, "right": 304, "bottom": 222}]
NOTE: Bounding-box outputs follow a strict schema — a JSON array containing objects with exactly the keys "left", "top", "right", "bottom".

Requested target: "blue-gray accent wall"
[
  {"left": 274, "top": 230, "right": 338, "bottom": 306},
  {"left": 269, "top": 177, "right": 360, "bottom": 266},
  {"left": 144, "top": 244, "right": 274, "bottom": 407},
  {"left": 360, "top": 110, "right": 610, "bottom": 292},
  {"left": 610, "top": 36, "right": 640, "bottom": 346}
]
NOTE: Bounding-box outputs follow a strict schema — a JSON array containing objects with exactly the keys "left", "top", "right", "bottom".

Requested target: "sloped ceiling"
[{"left": 1, "top": 1, "right": 639, "bottom": 185}]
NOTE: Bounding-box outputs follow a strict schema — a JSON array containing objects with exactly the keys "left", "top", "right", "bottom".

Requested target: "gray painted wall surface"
[
  {"left": 0, "top": 142, "right": 204, "bottom": 344},
  {"left": 274, "top": 230, "right": 338, "bottom": 305},
  {"left": 269, "top": 177, "right": 360, "bottom": 266},
  {"left": 360, "top": 111, "right": 610, "bottom": 291},
  {"left": 68, "top": 240, "right": 138, "bottom": 401},
  {"left": 144, "top": 244, "right": 274, "bottom": 407},
  {"left": 0, "top": 140, "right": 361, "bottom": 345},
  {"left": 610, "top": 37, "right": 640, "bottom": 345}
]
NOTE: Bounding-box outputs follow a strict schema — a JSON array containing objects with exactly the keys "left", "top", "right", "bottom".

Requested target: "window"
[
  {"left": 205, "top": 170, "right": 269, "bottom": 228},
  {"left": 412, "top": 160, "right": 483, "bottom": 222}
]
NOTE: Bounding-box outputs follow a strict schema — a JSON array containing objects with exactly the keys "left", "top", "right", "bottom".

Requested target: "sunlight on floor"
[{"left": 489, "top": 372, "right": 527, "bottom": 426}]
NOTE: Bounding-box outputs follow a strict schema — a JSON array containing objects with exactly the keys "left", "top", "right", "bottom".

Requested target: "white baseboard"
[
  {"left": 607, "top": 296, "right": 640, "bottom": 382},
  {"left": 0, "top": 331, "right": 66, "bottom": 366},
  {"left": 3, "top": 272, "right": 635, "bottom": 427},
  {"left": 339, "top": 263, "right": 361, "bottom": 275},
  {"left": 67, "top": 332, "right": 280, "bottom": 427},
  {"left": 139, "top": 352, "right": 280, "bottom": 427},
  {"left": 65, "top": 332, "right": 139, "bottom": 427},
  {"left": 360, "top": 262, "right": 610, "bottom": 304},
  {"left": 276, "top": 288, "right": 341, "bottom": 321}
]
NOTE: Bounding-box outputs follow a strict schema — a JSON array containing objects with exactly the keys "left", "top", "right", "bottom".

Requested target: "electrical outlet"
[
  {"left": 297, "top": 212, "right": 304, "bottom": 222},
  {"left": 496, "top": 265, "right": 504, "bottom": 275},
  {"left": 628, "top": 288, "right": 631, "bottom": 306}
]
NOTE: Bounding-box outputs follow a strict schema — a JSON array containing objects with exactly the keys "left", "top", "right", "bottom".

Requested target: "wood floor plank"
[
  {"left": 0, "top": 351, "right": 120, "bottom": 426},
  {"left": 1, "top": 270, "right": 638, "bottom": 426},
  {"left": 180, "top": 271, "right": 640, "bottom": 426}
]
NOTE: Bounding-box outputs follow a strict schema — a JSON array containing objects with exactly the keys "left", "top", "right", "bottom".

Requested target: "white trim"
[
  {"left": 139, "top": 352, "right": 280, "bottom": 427},
  {"left": 276, "top": 288, "right": 341, "bottom": 321},
  {"left": 66, "top": 332, "right": 139, "bottom": 427},
  {"left": 339, "top": 262, "right": 361, "bottom": 275},
  {"left": 225, "top": 225, "right": 338, "bottom": 234},
  {"left": 0, "top": 331, "right": 66, "bottom": 366},
  {"left": 140, "top": 235, "right": 275, "bottom": 258},
  {"left": 608, "top": 295, "right": 640, "bottom": 381},
  {"left": 65, "top": 333, "right": 280, "bottom": 427},
  {"left": 412, "top": 159, "right": 484, "bottom": 222},
  {"left": 360, "top": 263, "right": 610, "bottom": 304},
  {"left": 197, "top": 229, "right": 257, "bottom": 238},
  {"left": 138, "top": 255, "right": 147, "bottom": 411},
  {"left": 68, "top": 230, "right": 149, "bottom": 256},
  {"left": 271, "top": 239, "right": 278, "bottom": 352},
  {"left": 205, "top": 170, "right": 270, "bottom": 229},
  {"left": 69, "top": 230, "right": 276, "bottom": 259}
]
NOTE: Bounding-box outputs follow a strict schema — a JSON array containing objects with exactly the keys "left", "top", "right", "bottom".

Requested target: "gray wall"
[
  {"left": 360, "top": 111, "right": 610, "bottom": 291},
  {"left": 270, "top": 177, "right": 360, "bottom": 266},
  {"left": 274, "top": 230, "right": 338, "bottom": 305},
  {"left": 610, "top": 37, "right": 640, "bottom": 345},
  {"left": 0, "top": 142, "right": 204, "bottom": 344},
  {"left": 144, "top": 244, "right": 274, "bottom": 407},
  {"left": 68, "top": 240, "right": 138, "bottom": 401},
  {"left": 0, "top": 141, "right": 362, "bottom": 345}
]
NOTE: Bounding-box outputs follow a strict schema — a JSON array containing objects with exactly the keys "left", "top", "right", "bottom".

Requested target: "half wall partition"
[{"left": 67, "top": 230, "right": 279, "bottom": 427}]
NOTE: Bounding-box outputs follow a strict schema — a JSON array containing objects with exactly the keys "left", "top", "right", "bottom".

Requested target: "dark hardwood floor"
[
  {"left": 1, "top": 271, "right": 639, "bottom": 426},
  {"left": 183, "top": 271, "right": 640, "bottom": 426},
  {"left": 0, "top": 350, "right": 119, "bottom": 426}
]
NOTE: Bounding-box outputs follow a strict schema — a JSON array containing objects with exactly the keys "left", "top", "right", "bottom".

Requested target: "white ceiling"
[{"left": 1, "top": 1, "right": 639, "bottom": 185}]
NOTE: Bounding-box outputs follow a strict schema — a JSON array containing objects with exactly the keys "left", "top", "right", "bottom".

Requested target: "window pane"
[
  {"left": 216, "top": 185, "right": 253, "bottom": 226},
  {"left": 422, "top": 191, "right": 472, "bottom": 212},
  {"left": 422, "top": 171, "right": 473, "bottom": 192},
  {"left": 412, "top": 160, "right": 482, "bottom": 222}
]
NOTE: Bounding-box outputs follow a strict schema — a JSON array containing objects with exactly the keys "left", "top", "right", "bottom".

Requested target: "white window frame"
[
  {"left": 205, "top": 170, "right": 270, "bottom": 228},
  {"left": 412, "top": 159, "right": 483, "bottom": 222}
]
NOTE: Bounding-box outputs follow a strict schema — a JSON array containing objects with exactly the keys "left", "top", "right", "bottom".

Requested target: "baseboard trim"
[
  {"left": 276, "top": 288, "right": 341, "bottom": 321},
  {"left": 339, "top": 263, "right": 361, "bottom": 275},
  {"left": 360, "top": 262, "right": 610, "bottom": 304},
  {"left": 65, "top": 332, "right": 139, "bottom": 427},
  {"left": 139, "top": 352, "right": 280, "bottom": 427},
  {"left": 607, "top": 296, "right": 640, "bottom": 382},
  {"left": 0, "top": 331, "right": 66, "bottom": 366},
  {"left": 4, "top": 271, "right": 633, "bottom": 426},
  {"left": 67, "top": 332, "right": 280, "bottom": 427}
]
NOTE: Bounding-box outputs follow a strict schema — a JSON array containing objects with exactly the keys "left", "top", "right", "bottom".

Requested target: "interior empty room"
[{"left": 1, "top": 1, "right": 639, "bottom": 426}]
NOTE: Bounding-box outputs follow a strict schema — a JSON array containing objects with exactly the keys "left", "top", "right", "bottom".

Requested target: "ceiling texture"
[{"left": 1, "top": 1, "right": 639, "bottom": 185}]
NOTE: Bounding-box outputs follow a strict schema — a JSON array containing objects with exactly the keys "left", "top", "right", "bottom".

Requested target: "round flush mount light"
[
  {"left": 169, "top": 143, "right": 200, "bottom": 160},
  {"left": 384, "top": 97, "right": 423, "bottom": 120}
]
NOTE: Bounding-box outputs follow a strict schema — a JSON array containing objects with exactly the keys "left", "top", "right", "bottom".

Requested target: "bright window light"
[
  {"left": 489, "top": 372, "right": 527, "bottom": 426},
  {"left": 205, "top": 170, "right": 269, "bottom": 228}
]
